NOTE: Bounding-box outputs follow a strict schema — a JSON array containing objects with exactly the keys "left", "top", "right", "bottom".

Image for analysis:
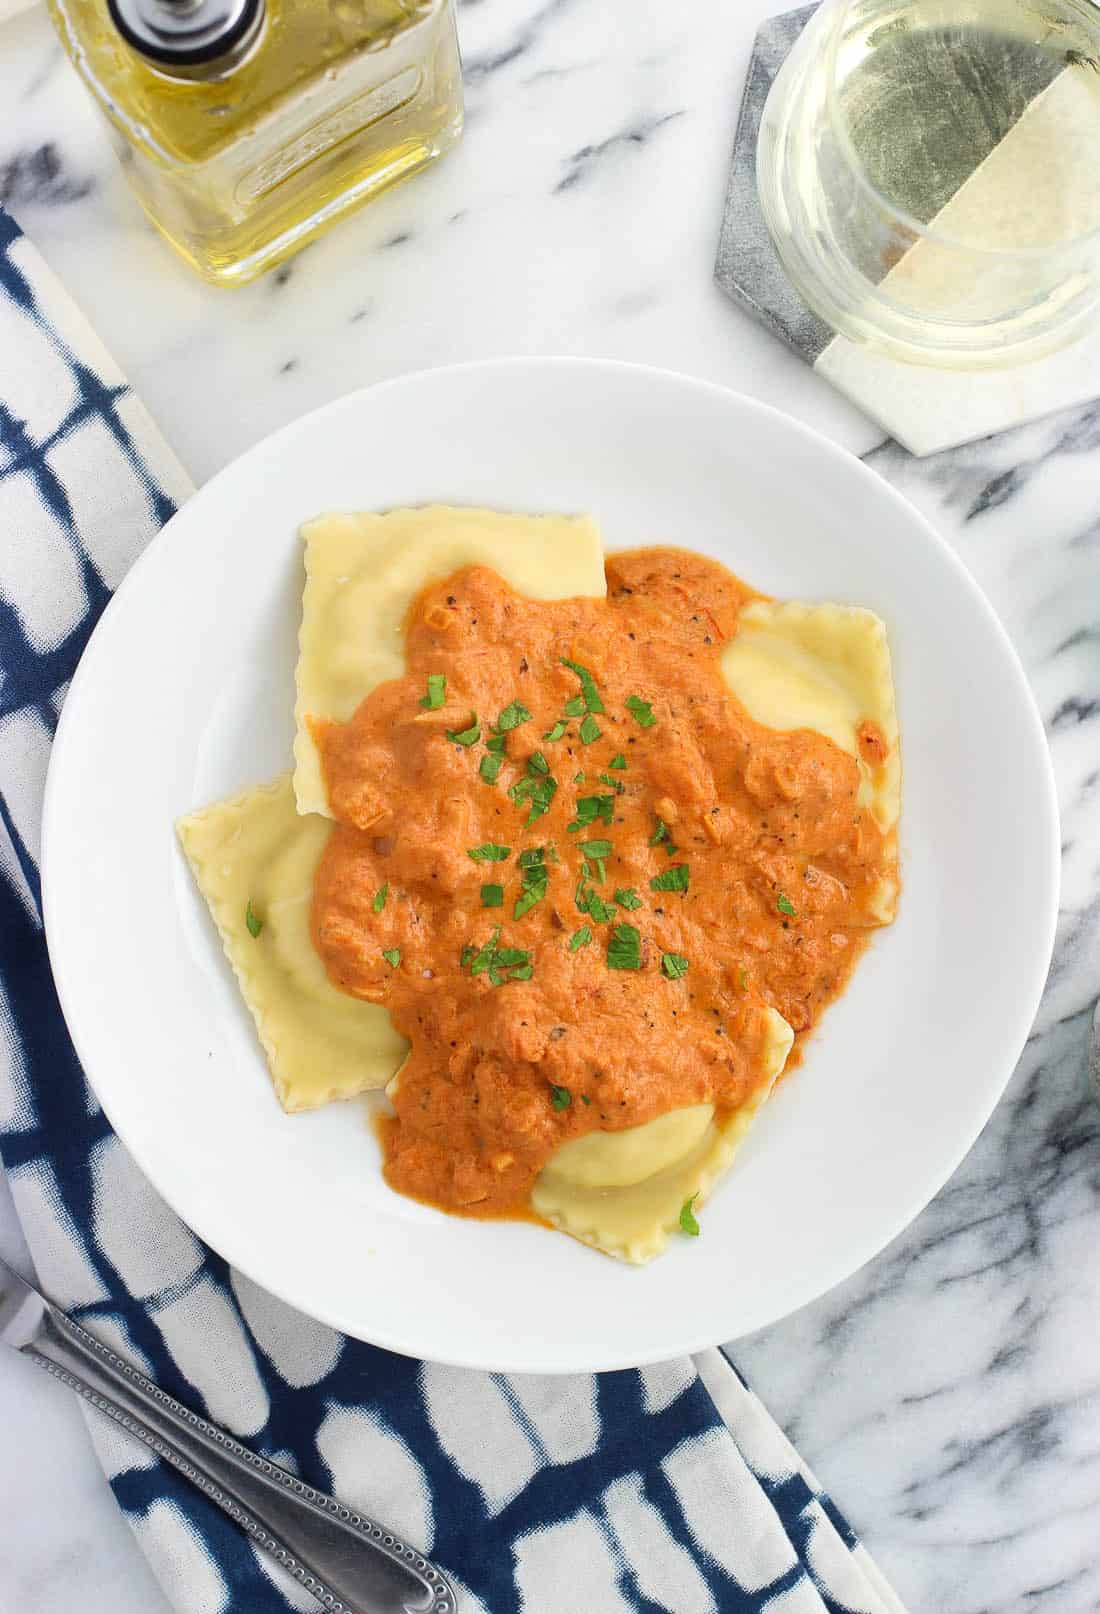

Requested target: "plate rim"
[{"left": 41, "top": 356, "right": 1061, "bottom": 1371}]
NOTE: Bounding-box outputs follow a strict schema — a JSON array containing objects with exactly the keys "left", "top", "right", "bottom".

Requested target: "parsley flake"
[
  {"left": 497, "top": 701, "right": 532, "bottom": 732},
  {"left": 777, "top": 892, "right": 797, "bottom": 917},
  {"left": 514, "top": 858, "right": 549, "bottom": 920},
  {"left": 527, "top": 751, "right": 550, "bottom": 776},
  {"left": 679, "top": 1195, "right": 701, "bottom": 1237},
  {"left": 608, "top": 754, "right": 627, "bottom": 770},
  {"left": 481, "top": 883, "right": 504, "bottom": 908},
  {"left": 372, "top": 884, "right": 388, "bottom": 913},
  {"left": 465, "top": 928, "right": 532, "bottom": 984},
  {"left": 549, "top": 1085, "right": 572, "bottom": 1111},
  {"left": 245, "top": 900, "right": 263, "bottom": 939},
  {"left": 598, "top": 772, "right": 625, "bottom": 794},
  {"left": 447, "top": 713, "right": 481, "bottom": 746},
  {"left": 569, "top": 926, "right": 592, "bottom": 951},
  {"left": 614, "top": 887, "right": 642, "bottom": 910},
  {"left": 651, "top": 864, "right": 690, "bottom": 893},
  {"left": 563, "top": 694, "right": 586, "bottom": 718},
  {"left": 626, "top": 695, "right": 657, "bottom": 728},
  {"left": 419, "top": 673, "right": 446, "bottom": 710},
  {"left": 467, "top": 843, "right": 511, "bottom": 862},
  {"left": 649, "top": 818, "right": 671, "bottom": 846},
  {"left": 662, "top": 952, "right": 690, "bottom": 980},
  {"left": 561, "top": 658, "right": 605, "bottom": 714},
  {"left": 509, "top": 772, "right": 557, "bottom": 826},
  {"left": 579, "top": 838, "right": 612, "bottom": 859},
  {"left": 543, "top": 719, "right": 569, "bottom": 742},
  {"left": 578, "top": 713, "right": 602, "bottom": 745},
  {"left": 586, "top": 891, "right": 616, "bottom": 923},
  {"left": 486, "top": 734, "right": 507, "bottom": 755},
  {"left": 607, "top": 922, "right": 642, "bottom": 970},
  {"left": 381, "top": 948, "right": 401, "bottom": 969},
  {"left": 568, "top": 794, "right": 615, "bottom": 832},
  {"left": 479, "top": 752, "right": 503, "bottom": 784}
]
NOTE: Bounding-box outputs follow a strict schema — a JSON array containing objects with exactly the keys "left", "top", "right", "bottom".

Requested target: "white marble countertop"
[{"left": 1, "top": 2, "right": 1098, "bottom": 1611}]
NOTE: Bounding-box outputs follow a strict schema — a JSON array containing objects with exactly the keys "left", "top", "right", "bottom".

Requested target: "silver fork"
[{"left": 0, "top": 1254, "right": 457, "bottom": 1614}]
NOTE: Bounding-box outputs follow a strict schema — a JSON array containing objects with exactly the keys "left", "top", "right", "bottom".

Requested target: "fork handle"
[{"left": 25, "top": 1303, "right": 455, "bottom": 1614}]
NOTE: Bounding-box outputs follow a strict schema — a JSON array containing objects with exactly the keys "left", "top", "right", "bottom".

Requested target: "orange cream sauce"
[{"left": 311, "top": 550, "right": 894, "bottom": 1216}]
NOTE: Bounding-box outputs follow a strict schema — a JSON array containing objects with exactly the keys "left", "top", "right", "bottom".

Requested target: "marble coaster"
[{"left": 716, "top": 4, "right": 1100, "bottom": 456}]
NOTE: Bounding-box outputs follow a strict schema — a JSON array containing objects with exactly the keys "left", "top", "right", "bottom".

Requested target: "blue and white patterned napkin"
[{"left": 0, "top": 205, "right": 909, "bottom": 1614}]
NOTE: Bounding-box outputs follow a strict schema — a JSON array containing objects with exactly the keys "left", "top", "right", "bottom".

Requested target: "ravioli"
[
  {"left": 721, "top": 600, "right": 900, "bottom": 833},
  {"left": 721, "top": 600, "right": 900, "bottom": 924},
  {"left": 293, "top": 506, "right": 607, "bottom": 816},
  {"left": 177, "top": 774, "right": 407, "bottom": 1112},
  {"left": 531, "top": 1009, "right": 794, "bottom": 1263}
]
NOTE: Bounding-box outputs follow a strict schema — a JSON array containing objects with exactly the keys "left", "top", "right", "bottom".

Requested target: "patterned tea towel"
[{"left": 0, "top": 206, "right": 909, "bottom": 1614}]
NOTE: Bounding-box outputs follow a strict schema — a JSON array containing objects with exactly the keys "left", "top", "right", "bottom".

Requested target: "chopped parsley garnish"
[
  {"left": 581, "top": 1093, "right": 592, "bottom": 1105},
  {"left": 586, "top": 891, "right": 616, "bottom": 923},
  {"left": 245, "top": 900, "right": 263, "bottom": 939},
  {"left": 486, "top": 734, "right": 507, "bottom": 755},
  {"left": 607, "top": 922, "right": 642, "bottom": 970},
  {"left": 608, "top": 754, "right": 627, "bottom": 770},
  {"left": 569, "top": 926, "right": 592, "bottom": 951},
  {"left": 381, "top": 948, "right": 401, "bottom": 968},
  {"left": 561, "top": 658, "right": 605, "bottom": 714},
  {"left": 549, "top": 1084, "right": 572, "bottom": 1111},
  {"left": 419, "top": 673, "right": 446, "bottom": 710},
  {"left": 563, "top": 694, "right": 586, "bottom": 718},
  {"left": 527, "top": 750, "right": 550, "bottom": 776},
  {"left": 679, "top": 1194, "right": 701, "bottom": 1236},
  {"left": 446, "top": 713, "right": 481, "bottom": 746},
  {"left": 568, "top": 794, "right": 614, "bottom": 832},
  {"left": 372, "top": 884, "right": 388, "bottom": 913},
  {"left": 479, "top": 752, "right": 503, "bottom": 784},
  {"left": 480, "top": 884, "right": 504, "bottom": 908},
  {"left": 651, "top": 864, "right": 690, "bottom": 893},
  {"left": 573, "top": 771, "right": 585, "bottom": 784},
  {"left": 460, "top": 944, "right": 477, "bottom": 968},
  {"left": 614, "top": 887, "right": 642, "bottom": 910},
  {"left": 649, "top": 817, "right": 671, "bottom": 846},
  {"left": 514, "top": 857, "right": 549, "bottom": 920},
  {"left": 578, "top": 838, "right": 613, "bottom": 859},
  {"left": 598, "top": 772, "right": 624, "bottom": 794},
  {"left": 777, "top": 892, "right": 797, "bottom": 917},
  {"left": 497, "top": 700, "right": 532, "bottom": 732},
  {"left": 518, "top": 846, "right": 545, "bottom": 867},
  {"left": 467, "top": 842, "right": 511, "bottom": 862},
  {"left": 465, "top": 927, "right": 532, "bottom": 985},
  {"left": 543, "top": 719, "right": 569, "bottom": 742},
  {"left": 578, "top": 713, "right": 602, "bottom": 745},
  {"left": 626, "top": 695, "right": 657, "bottom": 728},
  {"left": 509, "top": 772, "right": 557, "bottom": 825},
  {"left": 662, "top": 952, "right": 690, "bottom": 980}
]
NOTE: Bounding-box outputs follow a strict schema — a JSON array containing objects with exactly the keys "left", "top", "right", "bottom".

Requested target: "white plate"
[{"left": 42, "top": 360, "right": 1059, "bottom": 1373}]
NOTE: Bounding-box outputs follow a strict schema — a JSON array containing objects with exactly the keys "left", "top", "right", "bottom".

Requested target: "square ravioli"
[
  {"left": 293, "top": 506, "right": 608, "bottom": 816},
  {"left": 177, "top": 774, "right": 407, "bottom": 1112}
]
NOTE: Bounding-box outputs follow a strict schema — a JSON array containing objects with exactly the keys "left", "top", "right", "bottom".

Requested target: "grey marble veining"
[{"left": 0, "top": 2, "right": 1098, "bottom": 1611}]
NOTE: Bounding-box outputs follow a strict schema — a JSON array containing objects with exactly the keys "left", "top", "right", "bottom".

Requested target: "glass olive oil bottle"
[{"left": 48, "top": 0, "right": 463, "bottom": 286}]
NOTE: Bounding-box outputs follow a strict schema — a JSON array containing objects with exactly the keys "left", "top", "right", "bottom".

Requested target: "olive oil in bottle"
[{"left": 47, "top": 0, "right": 464, "bottom": 286}]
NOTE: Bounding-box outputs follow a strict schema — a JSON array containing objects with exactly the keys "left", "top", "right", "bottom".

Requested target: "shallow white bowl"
[{"left": 42, "top": 359, "right": 1059, "bottom": 1373}]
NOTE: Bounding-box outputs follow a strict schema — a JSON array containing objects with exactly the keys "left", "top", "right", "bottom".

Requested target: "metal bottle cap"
[{"left": 107, "top": 0, "right": 264, "bottom": 69}]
